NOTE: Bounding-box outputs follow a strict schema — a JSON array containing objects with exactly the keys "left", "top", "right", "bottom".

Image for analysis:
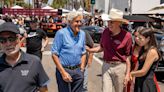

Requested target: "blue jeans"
[
  {"left": 83, "top": 66, "right": 88, "bottom": 92},
  {"left": 56, "top": 68, "right": 84, "bottom": 92}
]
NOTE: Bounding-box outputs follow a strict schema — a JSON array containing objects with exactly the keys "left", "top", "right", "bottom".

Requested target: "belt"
[
  {"left": 63, "top": 65, "right": 80, "bottom": 70},
  {"left": 104, "top": 61, "right": 122, "bottom": 64}
]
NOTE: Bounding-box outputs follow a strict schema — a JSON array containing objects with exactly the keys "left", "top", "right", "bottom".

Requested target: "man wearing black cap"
[
  {"left": 0, "top": 22, "right": 49, "bottom": 92},
  {"left": 26, "top": 20, "right": 49, "bottom": 60}
]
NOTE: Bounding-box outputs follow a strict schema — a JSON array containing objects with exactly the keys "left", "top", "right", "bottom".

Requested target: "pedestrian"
[
  {"left": 130, "top": 27, "right": 161, "bottom": 92},
  {"left": 82, "top": 30, "right": 94, "bottom": 92},
  {"left": 0, "top": 22, "right": 49, "bottom": 92},
  {"left": 86, "top": 8, "right": 132, "bottom": 92},
  {"left": 26, "top": 20, "right": 49, "bottom": 60},
  {"left": 51, "top": 11, "right": 86, "bottom": 92},
  {"left": 127, "top": 27, "right": 142, "bottom": 92},
  {"left": 17, "top": 17, "right": 27, "bottom": 47}
]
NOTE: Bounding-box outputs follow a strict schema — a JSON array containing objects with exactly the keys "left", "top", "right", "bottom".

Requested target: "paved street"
[
  {"left": 41, "top": 50, "right": 164, "bottom": 92},
  {"left": 22, "top": 38, "right": 164, "bottom": 92},
  {"left": 41, "top": 54, "right": 102, "bottom": 92}
]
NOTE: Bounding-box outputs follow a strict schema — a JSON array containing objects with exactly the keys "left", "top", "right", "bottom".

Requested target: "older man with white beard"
[{"left": 0, "top": 22, "right": 49, "bottom": 92}]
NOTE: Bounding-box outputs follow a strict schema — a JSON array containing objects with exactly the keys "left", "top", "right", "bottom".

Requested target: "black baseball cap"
[{"left": 0, "top": 22, "right": 20, "bottom": 34}]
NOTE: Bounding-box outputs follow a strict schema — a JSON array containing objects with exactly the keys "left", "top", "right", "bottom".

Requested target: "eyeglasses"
[{"left": 0, "top": 36, "right": 17, "bottom": 44}]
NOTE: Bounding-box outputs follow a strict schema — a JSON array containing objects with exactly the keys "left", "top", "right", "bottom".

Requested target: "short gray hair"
[{"left": 67, "top": 11, "right": 83, "bottom": 21}]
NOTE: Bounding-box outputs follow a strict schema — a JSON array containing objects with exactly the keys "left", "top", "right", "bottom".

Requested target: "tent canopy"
[
  {"left": 123, "top": 15, "right": 155, "bottom": 22},
  {"left": 147, "top": 9, "right": 164, "bottom": 14},
  {"left": 72, "top": 8, "right": 76, "bottom": 12},
  {"left": 11, "top": 5, "right": 23, "bottom": 9},
  {"left": 42, "top": 6, "right": 54, "bottom": 9},
  {"left": 77, "top": 6, "right": 91, "bottom": 15},
  {"left": 78, "top": 6, "right": 83, "bottom": 11},
  {"left": 50, "top": 8, "right": 70, "bottom": 13},
  {"left": 149, "top": 4, "right": 164, "bottom": 11}
]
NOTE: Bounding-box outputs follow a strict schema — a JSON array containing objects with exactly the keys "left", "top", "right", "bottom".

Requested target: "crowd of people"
[{"left": 0, "top": 8, "right": 162, "bottom": 92}]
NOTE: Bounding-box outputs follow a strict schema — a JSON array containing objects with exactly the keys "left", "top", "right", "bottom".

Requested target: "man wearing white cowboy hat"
[{"left": 86, "top": 8, "right": 132, "bottom": 92}]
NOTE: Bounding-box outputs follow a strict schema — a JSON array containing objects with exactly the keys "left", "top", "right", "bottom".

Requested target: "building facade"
[{"left": 94, "top": 0, "right": 162, "bottom": 14}]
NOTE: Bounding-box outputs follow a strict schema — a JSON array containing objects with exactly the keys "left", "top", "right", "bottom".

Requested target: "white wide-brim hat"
[{"left": 109, "top": 8, "right": 129, "bottom": 24}]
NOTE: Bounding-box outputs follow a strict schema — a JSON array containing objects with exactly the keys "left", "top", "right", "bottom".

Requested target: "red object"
[
  {"left": 100, "top": 28, "right": 132, "bottom": 62},
  {"left": 154, "top": 74, "right": 160, "bottom": 92},
  {"left": 2, "top": 8, "right": 57, "bottom": 16},
  {"left": 20, "top": 43, "right": 25, "bottom": 47}
]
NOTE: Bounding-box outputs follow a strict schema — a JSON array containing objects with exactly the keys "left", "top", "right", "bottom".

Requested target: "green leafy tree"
[
  {"left": 22, "top": 2, "right": 32, "bottom": 9},
  {"left": 4, "top": 0, "right": 10, "bottom": 7},
  {"left": 42, "top": 0, "right": 48, "bottom": 3},
  {"left": 51, "top": 0, "right": 68, "bottom": 8}
]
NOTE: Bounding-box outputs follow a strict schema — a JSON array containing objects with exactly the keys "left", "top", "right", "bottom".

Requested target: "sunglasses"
[{"left": 0, "top": 36, "right": 17, "bottom": 44}]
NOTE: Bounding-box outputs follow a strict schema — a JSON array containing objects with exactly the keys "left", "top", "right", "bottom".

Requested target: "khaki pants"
[{"left": 102, "top": 62, "right": 126, "bottom": 92}]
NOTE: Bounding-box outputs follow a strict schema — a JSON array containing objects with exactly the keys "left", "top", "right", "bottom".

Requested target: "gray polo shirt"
[{"left": 0, "top": 50, "right": 49, "bottom": 92}]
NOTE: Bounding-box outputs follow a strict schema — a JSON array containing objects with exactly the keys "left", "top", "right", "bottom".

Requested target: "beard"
[{"left": 3, "top": 44, "right": 20, "bottom": 56}]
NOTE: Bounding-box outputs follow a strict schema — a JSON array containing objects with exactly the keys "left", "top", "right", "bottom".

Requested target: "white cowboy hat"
[{"left": 109, "top": 8, "right": 129, "bottom": 24}]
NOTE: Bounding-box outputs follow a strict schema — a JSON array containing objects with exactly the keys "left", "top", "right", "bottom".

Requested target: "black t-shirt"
[{"left": 26, "top": 28, "right": 47, "bottom": 53}]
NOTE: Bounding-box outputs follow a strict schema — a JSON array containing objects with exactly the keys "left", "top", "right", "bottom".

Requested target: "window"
[{"left": 161, "top": 0, "right": 164, "bottom": 4}]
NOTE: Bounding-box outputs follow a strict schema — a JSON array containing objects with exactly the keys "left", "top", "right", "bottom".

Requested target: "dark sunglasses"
[{"left": 0, "top": 36, "right": 17, "bottom": 44}]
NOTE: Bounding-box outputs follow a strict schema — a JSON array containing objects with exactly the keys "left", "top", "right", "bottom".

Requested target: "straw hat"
[{"left": 109, "top": 8, "right": 129, "bottom": 24}]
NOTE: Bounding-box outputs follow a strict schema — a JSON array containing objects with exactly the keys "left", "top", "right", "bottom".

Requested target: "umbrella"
[
  {"left": 11, "top": 5, "right": 23, "bottom": 9},
  {"left": 123, "top": 15, "right": 155, "bottom": 22}
]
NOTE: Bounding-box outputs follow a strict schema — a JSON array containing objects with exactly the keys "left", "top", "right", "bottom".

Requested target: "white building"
[
  {"left": 132, "top": 0, "right": 160, "bottom": 14},
  {"left": 94, "top": 0, "right": 161, "bottom": 14}
]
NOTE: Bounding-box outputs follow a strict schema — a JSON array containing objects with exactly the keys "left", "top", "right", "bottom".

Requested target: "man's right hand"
[{"left": 61, "top": 71, "right": 72, "bottom": 82}]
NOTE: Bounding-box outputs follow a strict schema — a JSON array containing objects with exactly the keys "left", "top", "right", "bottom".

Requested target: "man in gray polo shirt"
[{"left": 0, "top": 22, "right": 49, "bottom": 92}]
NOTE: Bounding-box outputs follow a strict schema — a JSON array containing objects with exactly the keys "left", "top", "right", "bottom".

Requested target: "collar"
[
  {"left": 67, "top": 25, "right": 80, "bottom": 37},
  {"left": 109, "top": 28, "right": 124, "bottom": 37}
]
